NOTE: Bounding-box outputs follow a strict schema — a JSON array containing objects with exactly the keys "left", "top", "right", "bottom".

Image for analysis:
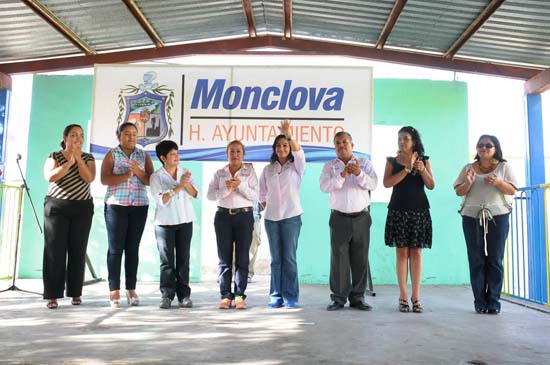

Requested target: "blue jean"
[
  {"left": 265, "top": 215, "right": 302, "bottom": 303},
  {"left": 462, "top": 214, "right": 510, "bottom": 311},
  {"left": 105, "top": 204, "right": 148, "bottom": 291},
  {"left": 214, "top": 210, "right": 254, "bottom": 299},
  {"left": 155, "top": 222, "right": 193, "bottom": 301}
]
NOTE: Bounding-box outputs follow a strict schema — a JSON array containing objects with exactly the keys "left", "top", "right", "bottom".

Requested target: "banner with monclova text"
[{"left": 91, "top": 65, "right": 373, "bottom": 161}]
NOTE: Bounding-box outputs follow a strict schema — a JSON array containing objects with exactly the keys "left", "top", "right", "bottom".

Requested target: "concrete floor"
[{"left": 0, "top": 277, "right": 549, "bottom": 365}]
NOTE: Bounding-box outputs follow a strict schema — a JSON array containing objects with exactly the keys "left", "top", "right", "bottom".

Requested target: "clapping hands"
[
  {"left": 225, "top": 176, "right": 241, "bottom": 191},
  {"left": 126, "top": 159, "right": 142, "bottom": 179},
  {"left": 180, "top": 171, "right": 192, "bottom": 185},
  {"left": 465, "top": 167, "right": 476, "bottom": 185},
  {"left": 340, "top": 160, "right": 361, "bottom": 177},
  {"left": 484, "top": 174, "right": 499, "bottom": 186}
]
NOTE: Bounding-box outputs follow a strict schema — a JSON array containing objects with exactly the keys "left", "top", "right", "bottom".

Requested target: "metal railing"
[
  {"left": 503, "top": 183, "right": 550, "bottom": 306},
  {"left": 0, "top": 184, "right": 23, "bottom": 280}
]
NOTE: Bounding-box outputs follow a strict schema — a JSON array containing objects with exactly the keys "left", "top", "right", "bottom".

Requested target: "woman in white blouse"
[
  {"left": 454, "top": 135, "right": 517, "bottom": 314},
  {"left": 259, "top": 120, "right": 305, "bottom": 308},
  {"left": 150, "top": 140, "right": 198, "bottom": 310},
  {"left": 207, "top": 140, "right": 259, "bottom": 309}
]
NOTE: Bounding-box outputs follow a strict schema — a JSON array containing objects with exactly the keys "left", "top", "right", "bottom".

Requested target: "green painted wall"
[
  {"left": 371, "top": 79, "right": 469, "bottom": 284},
  {"left": 298, "top": 79, "right": 469, "bottom": 284},
  {"left": 19, "top": 76, "right": 468, "bottom": 285},
  {"left": 18, "top": 75, "right": 203, "bottom": 282},
  {"left": 19, "top": 75, "right": 95, "bottom": 278}
]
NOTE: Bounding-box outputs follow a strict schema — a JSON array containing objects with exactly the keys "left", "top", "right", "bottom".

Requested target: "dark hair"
[
  {"left": 474, "top": 134, "right": 506, "bottom": 162},
  {"left": 399, "top": 126, "right": 425, "bottom": 156},
  {"left": 155, "top": 140, "right": 179, "bottom": 166},
  {"left": 116, "top": 122, "right": 138, "bottom": 136},
  {"left": 226, "top": 140, "right": 245, "bottom": 156},
  {"left": 60, "top": 124, "right": 83, "bottom": 149},
  {"left": 270, "top": 134, "right": 294, "bottom": 164},
  {"left": 333, "top": 131, "right": 353, "bottom": 144}
]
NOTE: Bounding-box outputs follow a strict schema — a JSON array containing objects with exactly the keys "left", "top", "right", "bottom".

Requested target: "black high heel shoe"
[
  {"left": 411, "top": 298, "right": 423, "bottom": 313},
  {"left": 398, "top": 298, "right": 409, "bottom": 312}
]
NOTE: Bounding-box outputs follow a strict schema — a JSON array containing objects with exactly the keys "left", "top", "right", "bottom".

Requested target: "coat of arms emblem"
[{"left": 117, "top": 71, "right": 174, "bottom": 146}]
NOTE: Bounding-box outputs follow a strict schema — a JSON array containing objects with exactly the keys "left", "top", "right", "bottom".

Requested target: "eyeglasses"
[{"left": 477, "top": 143, "right": 494, "bottom": 149}]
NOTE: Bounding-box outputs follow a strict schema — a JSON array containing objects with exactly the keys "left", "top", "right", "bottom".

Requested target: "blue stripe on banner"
[{"left": 91, "top": 144, "right": 370, "bottom": 162}]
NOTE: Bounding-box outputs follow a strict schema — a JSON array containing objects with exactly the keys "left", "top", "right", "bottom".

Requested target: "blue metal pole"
[
  {"left": 526, "top": 94, "right": 547, "bottom": 304},
  {"left": 526, "top": 94, "right": 545, "bottom": 185}
]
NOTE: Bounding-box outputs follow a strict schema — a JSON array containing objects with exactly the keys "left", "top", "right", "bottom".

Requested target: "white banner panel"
[{"left": 91, "top": 65, "right": 373, "bottom": 161}]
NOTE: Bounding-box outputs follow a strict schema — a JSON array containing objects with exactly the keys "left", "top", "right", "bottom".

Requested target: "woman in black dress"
[{"left": 383, "top": 126, "right": 435, "bottom": 313}]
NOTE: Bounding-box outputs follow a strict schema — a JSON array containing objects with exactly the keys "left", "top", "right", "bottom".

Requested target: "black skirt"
[{"left": 384, "top": 209, "right": 432, "bottom": 249}]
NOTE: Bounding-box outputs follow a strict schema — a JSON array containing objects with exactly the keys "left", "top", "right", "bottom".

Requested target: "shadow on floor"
[{"left": 0, "top": 278, "right": 549, "bottom": 365}]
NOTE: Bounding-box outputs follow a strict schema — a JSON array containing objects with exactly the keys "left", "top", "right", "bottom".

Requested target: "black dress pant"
[
  {"left": 329, "top": 209, "right": 371, "bottom": 305},
  {"left": 43, "top": 197, "right": 94, "bottom": 299},
  {"left": 155, "top": 222, "right": 193, "bottom": 301}
]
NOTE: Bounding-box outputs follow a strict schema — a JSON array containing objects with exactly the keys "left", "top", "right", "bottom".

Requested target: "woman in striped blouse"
[{"left": 43, "top": 124, "right": 96, "bottom": 309}]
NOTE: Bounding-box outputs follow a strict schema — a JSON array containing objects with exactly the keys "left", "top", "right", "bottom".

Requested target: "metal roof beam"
[
  {"left": 0, "top": 35, "right": 540, "bottom": 80},
  {"left": 444, "top": 0, "right": 505, "bottom": 59},
  {"left": 525, "top": 68, "right": 550, "bottom": 95},
  {"left": 0, "top": 37, "right": 262, "bottom": 74},
  {"left": 376, "top": 0, "right": 408, "bottom": 50},
  {"left": 121, "top": 0, "right": 165, "bottom": 48},
  {"left": 0, "top": 73, "right": 12, "bottom": 90},
  {"left": 242, "top": 0, "right": 257, "bottom": 37},
  {"left": 20, "top": 0, "right": 96, "bottom": 55},
  {"left": 283, "top": 0, "right": 292, "bottom": 39},
  {"left": 268, "top": 37, "right": 539, "bottom": 80}
]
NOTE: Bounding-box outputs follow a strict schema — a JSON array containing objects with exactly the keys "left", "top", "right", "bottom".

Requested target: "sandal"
[
  {"left": 412, "top": 298, "right": 423, "bottom": 313},
  {"left": 71, "top": 297, "right": 82, "bottom": 305},
  {"left": 110, "top": 291, "right": 121, "bottom": 309},
  {"left": 46, "top": 300, "right": 58, "bottom": 309},
  {"left": 398, "top": 298, "right": 409, "bottom": 312},
  {"left": 126, "top": 291, "right": 140, "bottom": 306}
]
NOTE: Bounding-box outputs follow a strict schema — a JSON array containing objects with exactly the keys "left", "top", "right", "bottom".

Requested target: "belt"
[
  {"left": 218, "top": 206, "right": 253, "bottom": 215},
  {"left": 332, "top": 209, "right": 367, "bottom": 218}
]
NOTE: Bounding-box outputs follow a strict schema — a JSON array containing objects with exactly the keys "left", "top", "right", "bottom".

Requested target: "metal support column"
[{"left": 526, "top": 94, "right": 547, "bottom": 303}]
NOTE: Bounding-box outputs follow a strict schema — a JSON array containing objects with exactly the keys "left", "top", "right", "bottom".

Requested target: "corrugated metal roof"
[
  {"left": 39, "top": 0, "right": 151, "bottom": 52},
  {"left": 1, "top": 0, "right": 549, "bottom": 77},
  {"left": 253, "top": 0, "right": 283, "bottom": 35},
  {"left": 136, "top": 0, "right": 248, "bottom": 45},
  {"left": 0, "top": 0, "right": 80, "bottom": 62},
  {"left": 387, "top": 0, "right": 491, "bottom": 53},
  {"left": 292, "top": 0, "right": 394, "bottom": 45},
  {"left": 457, "top": 0, "right": 550, "bottom": 67}
]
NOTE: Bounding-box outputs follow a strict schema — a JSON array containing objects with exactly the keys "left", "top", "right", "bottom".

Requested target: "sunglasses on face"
[{"left": 477, "top": 143, "right": 494, "bottom": 149}]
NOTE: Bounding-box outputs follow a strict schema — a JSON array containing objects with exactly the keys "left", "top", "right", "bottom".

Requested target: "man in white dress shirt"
[{"left": 320, "top": 131, "right": 378, "bottom": 311}]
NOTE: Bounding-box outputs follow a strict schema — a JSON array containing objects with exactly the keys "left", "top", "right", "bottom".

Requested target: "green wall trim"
[{"left": 19, "top": 76, "right": 468, "bottom": 286}]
